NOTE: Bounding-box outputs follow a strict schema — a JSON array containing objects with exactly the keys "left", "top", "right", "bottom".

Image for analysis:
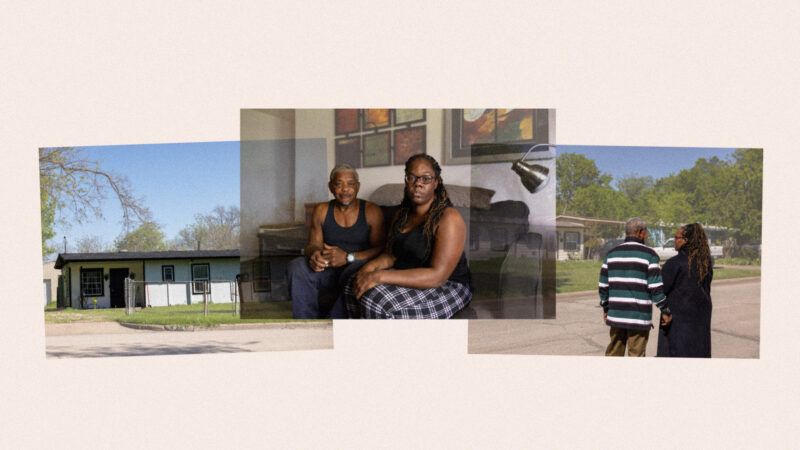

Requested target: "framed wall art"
[
  {"left": 364, "top": 109, "right": 390, "bottom": 130},
  {"left": 335, "top": 137, "right": 361, "bottom": 168},
  {"left": 335, "top": 109, "right": 359, "bottom": 135},
  {"left": 363, "top": 132, "right": 391, "bottom": 167},
  {"left": 394, "top": 109, "right": 426, "bottom": 126},
  {"left": 394, "top": 126, "right": 426, "bottom": 165},
  {"left": 444, "top": 108, "right": 553, "bottom": 165}
]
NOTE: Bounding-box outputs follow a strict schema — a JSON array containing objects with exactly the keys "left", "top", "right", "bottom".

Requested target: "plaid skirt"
[{"left": 344, "top": 280, "right": 472, "bottom": 319}]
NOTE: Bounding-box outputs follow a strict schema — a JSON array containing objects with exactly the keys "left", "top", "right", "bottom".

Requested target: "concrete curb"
[{"left": 117, "top": 321, "right": 333, "bottom": 332}]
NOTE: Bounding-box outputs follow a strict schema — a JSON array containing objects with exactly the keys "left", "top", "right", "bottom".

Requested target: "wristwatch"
[{"left": 346, "top": 252, "right": 356, "bottom": 263}]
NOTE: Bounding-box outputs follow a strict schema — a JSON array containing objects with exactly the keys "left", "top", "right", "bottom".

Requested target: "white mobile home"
[{"left": 54, "top": 249, "right": 240, "bottom": 309}]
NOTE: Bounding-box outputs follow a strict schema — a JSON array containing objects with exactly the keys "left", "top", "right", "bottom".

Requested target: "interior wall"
[{"left": 289, "top": 109, "right": 556, "bottom": 231}]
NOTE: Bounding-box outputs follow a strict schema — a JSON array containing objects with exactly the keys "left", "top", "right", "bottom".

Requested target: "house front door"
[{"left": 109, "top": 268, "right": 129, "bottom": 308}]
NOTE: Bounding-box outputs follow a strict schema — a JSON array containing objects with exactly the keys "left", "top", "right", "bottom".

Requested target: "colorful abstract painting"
[
  {"left": 496, "top": 109, "right": 534, "bottom": 142},
  {"left": 461, "top": 109, "right": 497, "bottom": 146}
]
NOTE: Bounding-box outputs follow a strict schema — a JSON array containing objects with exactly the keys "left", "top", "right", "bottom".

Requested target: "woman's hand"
[{"left": 353, "top": 269, "right": 383, "bottom": 300}]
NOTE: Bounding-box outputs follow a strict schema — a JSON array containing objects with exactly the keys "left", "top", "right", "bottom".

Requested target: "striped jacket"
[{"left": 599, "top": 238, "right": 670, "bottom": 330}]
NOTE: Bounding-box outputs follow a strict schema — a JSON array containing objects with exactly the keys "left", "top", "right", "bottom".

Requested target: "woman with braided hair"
[
  {"left": 344, "top": 154, "right": 472, "bottom": 318},
  {"left": 657, "top": 222, "right": 714, "bottom": 357}
]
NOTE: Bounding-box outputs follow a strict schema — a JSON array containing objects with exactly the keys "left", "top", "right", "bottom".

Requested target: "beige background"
[{"left": 1, "top": 1, "right": 798, "bottom": 448}]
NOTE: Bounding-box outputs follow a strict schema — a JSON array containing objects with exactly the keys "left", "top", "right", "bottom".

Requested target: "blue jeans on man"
[{"left": 287, "top": 256, "right": 366, "bottom": 319}]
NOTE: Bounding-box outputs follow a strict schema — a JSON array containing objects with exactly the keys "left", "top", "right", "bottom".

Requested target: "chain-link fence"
[{"left": 124, "top": 278, "right": 239, "bottom": 317}]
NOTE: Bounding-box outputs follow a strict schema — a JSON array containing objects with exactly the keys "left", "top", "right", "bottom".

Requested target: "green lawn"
[
  {"left": 45, "top": 301, "right": 304, "bottom": 327},
  {"left": 556, "top": 259, "right": 761, "bottom": 294}
]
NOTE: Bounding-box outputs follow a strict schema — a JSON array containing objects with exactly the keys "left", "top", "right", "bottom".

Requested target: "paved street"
[
  {"left": 46, "top": 322, "right": 333, "bottom": 358},
  {"left": 468, "top": 277, "right": 760, "bottom": 358}
]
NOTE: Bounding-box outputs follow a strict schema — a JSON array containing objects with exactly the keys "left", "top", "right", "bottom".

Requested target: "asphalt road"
[
  {"left": 467, "top": 277, "right": 761, "bottom": 358},
  {"left": 46, "top": 322, "right": 333, "bottom": 358}
]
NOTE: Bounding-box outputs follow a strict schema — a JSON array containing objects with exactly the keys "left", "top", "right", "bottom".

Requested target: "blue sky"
[
  {"left": 47, "top": 142, "right": 734, "bottom": 253},
  {"left": 51, "top": 141, "right": 239, "bottom": 253},
  {"left": 556, "top": 145, "right": 736, "bottom": 188}
]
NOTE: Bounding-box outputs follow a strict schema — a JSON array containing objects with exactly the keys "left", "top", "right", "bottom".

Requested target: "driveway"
[{"left": 468, "top": 277, "right": 760, "bottom": 358}]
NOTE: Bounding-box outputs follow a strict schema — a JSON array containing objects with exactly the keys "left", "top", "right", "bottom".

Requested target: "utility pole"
[{"left": 63, "top": 236, "right": 67, "bottom": 253}]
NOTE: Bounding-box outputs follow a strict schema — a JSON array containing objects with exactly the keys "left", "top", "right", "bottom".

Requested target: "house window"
[
  {"left": 80, "top": 268, "right": 104, "bottom": 297},
  {"left": 191, "top": 263, "right": 210, "bottom": 294},
  {"left": 469, "top": 227, "right": 480, "bottom": 251},
  {"left": 252, "top": 259, "right": 271, "bottom": 293},
  {"left": 565, "top": 232, "right": 581, "bottom": 251},
  {"left": 162, "top": 265, "right": 175, "bottom": 282},
  {"left": 490, "top": 228, "right": 509, "bottom": 252}
]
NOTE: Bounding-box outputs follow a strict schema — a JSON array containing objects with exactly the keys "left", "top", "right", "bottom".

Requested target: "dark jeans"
[{"left": 287, "top": 256, "right": 366, "bottom": 319}]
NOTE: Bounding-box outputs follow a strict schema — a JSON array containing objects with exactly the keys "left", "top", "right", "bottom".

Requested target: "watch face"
[{"left": 347, "top": 253, "right": 355, "bottom": 263}]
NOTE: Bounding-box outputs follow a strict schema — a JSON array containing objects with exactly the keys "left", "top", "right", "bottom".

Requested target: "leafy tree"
[
  {"left": 175, "top": 206, "right": 240, "bottom": 250},
  {"left": 39, "top": 147, "right": 151, "bottom": 255},
  {"left": 571, "top": 185, "right": 633, "bottom": 222},
  {"left": 718, "top": 149, "right": 762, "bottom": 241},
  {"left": 114, "top": 222, "right": 167, "bottom": 251},
  {"left": 616, "top": 175, "right": 655, "bottom": 209},
  {"left": 642, "top": 150, "right": 762, "bottom": 242},
  {"left": 556, "top": 153, "right": 611, "bottom": 215}
]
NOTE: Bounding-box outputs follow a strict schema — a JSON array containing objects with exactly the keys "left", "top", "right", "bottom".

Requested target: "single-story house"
[
  {"left": 54, "top": 249, "right": 240, "bottom": 309},
  {"left": 555, "top": 216, "right": 586, "bottom": 261},
  {"left": 556, "top": 215, "right": 628, "bottom": 260}
]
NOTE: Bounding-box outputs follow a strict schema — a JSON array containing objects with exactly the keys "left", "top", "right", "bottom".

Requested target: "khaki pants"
[{"left": 606, "top": 327, "right": 650, "bottom": 357}]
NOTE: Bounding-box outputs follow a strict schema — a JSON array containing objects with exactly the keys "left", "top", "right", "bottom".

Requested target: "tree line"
[
  {"left": 556, "top": 148, "right": 762, "bottom": 243},
  {"left": 40, "top": 147, "right": 239, "bottom": 256}
]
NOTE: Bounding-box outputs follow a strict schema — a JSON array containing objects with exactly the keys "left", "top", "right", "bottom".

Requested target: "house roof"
[
  {"left": 54, "top": 249, "right": 240, "bottom": 269},
  {"left": 556, "top": 218, "right": 585, "bottom": 228},
  {"left": 556, "top": 215, "right": 626, "bottom": 226}
]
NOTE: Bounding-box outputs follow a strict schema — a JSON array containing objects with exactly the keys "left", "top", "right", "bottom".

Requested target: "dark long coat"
[{"left": 656, "top": 249, "right": 713, "bottom": 357}]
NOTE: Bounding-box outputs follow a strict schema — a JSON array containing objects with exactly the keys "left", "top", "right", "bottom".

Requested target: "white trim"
[
  {"left": 607, "top": 317, "right": 651, "bottom": 326},
  {"left": 607, "top": 256, "right": 650, "bottom": 265},
  {"left": 608, "top": 277, "right": 647, "bottom": 285},
  {"left": 608, "top": 297, "right": 653, "bottom": 305}
]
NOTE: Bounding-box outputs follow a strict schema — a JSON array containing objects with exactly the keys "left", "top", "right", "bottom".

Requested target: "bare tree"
[
  {"left": 74, "top": 235, "right": 111, "bottom": 253},
  {"left": 176, "top": 205, "right": 240, "bottom": 250},
  {"left": 39, "top": 147, "right": 151, "bottom": 254}
]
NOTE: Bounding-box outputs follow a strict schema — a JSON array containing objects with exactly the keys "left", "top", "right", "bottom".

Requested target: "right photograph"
[{"left": 469, "top": 145, "right": 762, "bottom": 358}]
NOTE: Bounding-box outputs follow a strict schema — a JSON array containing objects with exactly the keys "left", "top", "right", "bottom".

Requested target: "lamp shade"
[{"left": 512, "top": 160, "right": 549, "bottom": 193}]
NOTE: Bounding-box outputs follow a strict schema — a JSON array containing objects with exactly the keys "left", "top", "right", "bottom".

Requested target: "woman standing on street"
[{"left": 657, "top": 223, "right": 714, "bottom": 357}]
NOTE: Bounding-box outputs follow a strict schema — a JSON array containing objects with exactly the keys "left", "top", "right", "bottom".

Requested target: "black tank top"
[
  {"left": 391, "top": 224, "right": 471, "bottom": 287},
  {"left": 322, "top": 199, "right": 371, "bottom": 253}
]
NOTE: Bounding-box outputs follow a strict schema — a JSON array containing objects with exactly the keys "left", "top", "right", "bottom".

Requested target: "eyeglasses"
[{"left": 405, "top": 174, "right": 435, "bottom": 185}]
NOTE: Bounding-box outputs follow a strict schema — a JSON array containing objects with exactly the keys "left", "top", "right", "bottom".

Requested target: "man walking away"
[{"left": 599, "top": 217, "right": 672, "bottom": 356}]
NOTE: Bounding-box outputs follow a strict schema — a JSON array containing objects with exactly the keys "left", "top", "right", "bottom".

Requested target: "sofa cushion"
[{"left": 369, "top": 184, "right": 495, "bottom": 209}]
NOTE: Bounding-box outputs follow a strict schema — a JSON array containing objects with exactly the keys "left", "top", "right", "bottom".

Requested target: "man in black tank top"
[{"left": 287, "top": 164, "right": 385, "bottom": 319}]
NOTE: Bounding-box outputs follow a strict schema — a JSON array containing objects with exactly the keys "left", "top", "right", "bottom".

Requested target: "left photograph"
[{"left": 42, "top": 142, "right": 332, "bottom": 358}]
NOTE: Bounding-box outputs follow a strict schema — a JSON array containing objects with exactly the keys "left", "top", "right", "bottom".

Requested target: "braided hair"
[
  {"left": 682, "top": 223, "right": 711, "bottom": 284},
  {"left": 386, "top": 154, "right": 453, "bottom": 261}
]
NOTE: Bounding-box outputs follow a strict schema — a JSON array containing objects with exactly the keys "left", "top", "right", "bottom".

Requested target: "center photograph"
[{"left": 239, "top": 109, "right": 557, "bottom": 320}]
